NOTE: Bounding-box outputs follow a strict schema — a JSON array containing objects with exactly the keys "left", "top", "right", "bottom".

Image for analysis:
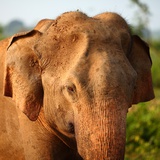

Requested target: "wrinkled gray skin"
[{"left": 0, "top": 11, "right": 154, "bottom": 160}]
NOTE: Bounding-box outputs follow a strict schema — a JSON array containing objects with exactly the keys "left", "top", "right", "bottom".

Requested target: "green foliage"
[
  {"left": 131, "top": 0, "right": 149, "bottom": 13},
  {"left": 150, "top": 42, "right": 160, "bottom": 88},
  {"left": 0, "top": 24, "right": 4, "bottom": 40},
  {"left": 151, "top": 40, "right": 160, "bottom": 51},
  {"left": 125, "top": 89, "right": 160, "bottom": 159}
]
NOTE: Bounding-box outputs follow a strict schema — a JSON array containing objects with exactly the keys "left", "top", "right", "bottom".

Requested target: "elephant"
[{"left": 0, "top": 11, "right": 154, "bottom": 160}]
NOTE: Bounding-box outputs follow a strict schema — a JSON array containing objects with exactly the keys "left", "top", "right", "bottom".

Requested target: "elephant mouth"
[
  {"left": 55, "top": 121, "right": 75, "bottom": 138},
  {"left": 68, "top": 122, "right": 75, "bottom": 134}
]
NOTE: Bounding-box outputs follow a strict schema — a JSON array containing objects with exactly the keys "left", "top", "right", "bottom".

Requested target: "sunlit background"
[
  {"left": 0, "top": 0, "right": 160, "bottom": 159},
  {"left": 0, "top": 0, "right": 160, "bottom": 33}
]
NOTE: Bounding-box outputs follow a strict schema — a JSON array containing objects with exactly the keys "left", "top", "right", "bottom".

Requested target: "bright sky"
[{"left": 0, "top": 0, "right": 159, "bottom": 31}]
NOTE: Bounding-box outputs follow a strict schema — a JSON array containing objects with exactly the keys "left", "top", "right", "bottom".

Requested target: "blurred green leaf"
[
  {"left": 0, "top": 24, "right": 4, "bottom": 40},
  {"left": 125, "top": 89, "right": 160, "bottom": 159}
]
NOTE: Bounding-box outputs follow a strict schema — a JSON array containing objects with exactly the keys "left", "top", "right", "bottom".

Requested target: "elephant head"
[{"left": 3, "top": 12, "right": 154, "bottom": 159}]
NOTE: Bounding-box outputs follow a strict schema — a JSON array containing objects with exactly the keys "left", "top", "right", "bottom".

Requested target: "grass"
[{"left": 125, "top": 88, "right": 160, "bottom": 159}]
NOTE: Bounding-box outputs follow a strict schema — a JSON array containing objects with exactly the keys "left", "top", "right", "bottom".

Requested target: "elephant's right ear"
[
  {"left": 128, "top": 35, "right": 155, "bottom": 104},
  {"left": 3, "top": 30, "right": 43, "bottom": 121},
  {"left": 34, "top": 19, "right": 53, "bottom": 32}
]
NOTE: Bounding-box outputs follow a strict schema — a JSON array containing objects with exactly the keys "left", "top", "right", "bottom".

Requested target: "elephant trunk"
[{"left": 74, "top": 99, "right": 127, "bottom": 160}]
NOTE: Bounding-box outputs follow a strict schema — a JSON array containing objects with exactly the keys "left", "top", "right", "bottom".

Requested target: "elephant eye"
[
  {"left": 67, "top": 86, "right": 75, "bottom": 92},
  {"left": 62, "top": 83, "right": 78, "bottom": 103},
  {"left": 64, "top": 83, "right": 77, "bottom": 93}
]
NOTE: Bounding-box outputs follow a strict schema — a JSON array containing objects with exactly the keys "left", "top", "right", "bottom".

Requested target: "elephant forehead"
[
  {"left": 48, "top": 12, "right": 116, "bottom": 40},
  {"left": 37, "top": 11, "right": 132, "bottom": 77},
  {"left": 36, "top": 11, "right": 127, "bottom": 59}
]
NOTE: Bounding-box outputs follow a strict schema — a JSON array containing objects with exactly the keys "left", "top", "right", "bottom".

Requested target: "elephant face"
[{"left": 4, "top": 12, "right": 154, "bottom": 159}]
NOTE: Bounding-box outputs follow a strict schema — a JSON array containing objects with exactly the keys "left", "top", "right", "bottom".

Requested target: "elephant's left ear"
[
  {"left": 3, "top": 30, "right": 43, "bottom": 121},
  {"left": 128, "top": 35, "right": 155, "bottom": 104},
  {"left": 7, "top": 31, "right": 35, "bottom": 49}
]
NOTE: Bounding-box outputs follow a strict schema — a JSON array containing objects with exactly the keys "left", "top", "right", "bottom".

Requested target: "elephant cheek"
[{"left": 74, "top": 100, "right": 127, "bottom": 160}]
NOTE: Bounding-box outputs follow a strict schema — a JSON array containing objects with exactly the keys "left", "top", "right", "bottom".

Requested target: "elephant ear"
[
  {"left": 4, "top": 30, "right": 43, "bottom": 121},
  {"left": 34, "top": 19, "right": 53, "bottom": 32},
  {"left": 128, "top": 35, "right": 154, "bottom": 104}
]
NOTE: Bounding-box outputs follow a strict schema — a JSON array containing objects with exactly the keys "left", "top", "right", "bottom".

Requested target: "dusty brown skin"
[{"left": 0, "top": 11, "right": 154, "bottom": 160}]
